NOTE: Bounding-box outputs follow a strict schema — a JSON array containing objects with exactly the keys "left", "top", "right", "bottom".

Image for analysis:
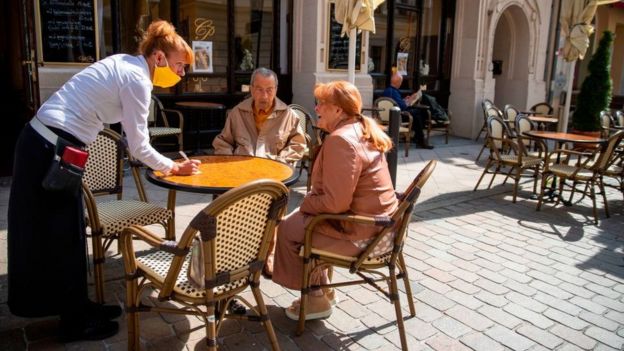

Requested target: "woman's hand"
[{"left": 172, "top": 159, "right": 201, "bottom": 175}]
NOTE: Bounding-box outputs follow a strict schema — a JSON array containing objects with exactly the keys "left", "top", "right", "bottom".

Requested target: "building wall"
[{"left": 448, "top": 0, "right": 551, "bottom": 139}]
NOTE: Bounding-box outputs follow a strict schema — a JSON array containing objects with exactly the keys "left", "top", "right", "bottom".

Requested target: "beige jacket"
[
  {"left": 300, "top": 120, "right": 398, "bottom": 241},
  {"left": 212, "top": 97, "right": 306, "bottom": 165}
]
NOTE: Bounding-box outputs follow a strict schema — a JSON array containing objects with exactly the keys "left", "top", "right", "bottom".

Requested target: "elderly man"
[
  {"left": 382, "top": 72, "right": 433, "bottom": 149},
  {"left": 213, "top": 67, "right": 306, "bottom": 164}
]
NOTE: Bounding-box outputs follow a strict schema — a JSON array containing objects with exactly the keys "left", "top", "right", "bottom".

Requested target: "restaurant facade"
[{"left": 2, "top": 0, "right": 624, "bottom": 176}]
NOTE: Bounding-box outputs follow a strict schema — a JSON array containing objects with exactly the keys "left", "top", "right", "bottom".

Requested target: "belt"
[{"left": 30, "top": 117, "right": 59, "bottom": 145}]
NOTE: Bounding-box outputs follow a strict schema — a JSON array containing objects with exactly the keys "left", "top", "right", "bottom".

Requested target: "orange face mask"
[{"left": 152, "top": 57, "right": 181, "bottom": 88}]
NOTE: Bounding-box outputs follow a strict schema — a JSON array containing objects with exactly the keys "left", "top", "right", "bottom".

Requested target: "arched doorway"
[{"left": 491, "top": 5, "right": 530, "bottom": 110}]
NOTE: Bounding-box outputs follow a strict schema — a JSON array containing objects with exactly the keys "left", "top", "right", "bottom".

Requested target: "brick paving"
[{"left": 1, "top": 136, "right": 623, "bottom": 350}]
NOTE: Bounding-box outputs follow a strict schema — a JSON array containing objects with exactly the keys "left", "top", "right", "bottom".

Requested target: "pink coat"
[{"left": 300, "top": 120, "right": 398, "bottom": 241}]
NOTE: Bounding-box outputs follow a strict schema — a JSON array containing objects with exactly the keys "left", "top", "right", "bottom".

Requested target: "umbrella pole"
[
  {"left": 559, "top": 60, "right": 576, "bottom": 132},
  {"left": 348, "top": 28, "right": 357, "bottom": 84}
]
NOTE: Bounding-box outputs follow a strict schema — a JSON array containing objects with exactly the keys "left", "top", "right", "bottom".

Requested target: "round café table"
[
  {"left": 522, "top": 130, "right": 606, "bottom": 204},
  {"left": 174, "top": 101, "right": 226, "bottom": 155},
  {"left": 146, "top": 155, "right": 299, "bottom": 235}
]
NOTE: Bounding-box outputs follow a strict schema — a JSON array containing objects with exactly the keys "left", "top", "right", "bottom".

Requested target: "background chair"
[
  {"left": 82, "top": 128, "right": 173, "bottom": 303},
  {"left": 615, "top": 110, "right": 624, "bottom": 127},
  {"left": 420, "top": 103, "right": 451, "bottom": 145},
  {"left": 373, "top": 97, "right": 413, "bottom": 156},
  {"left": 476, "top": 103, "right": 504, "bottom": 161},
  {"left": 536, "top": 131, "right": 624, "bottom": 224},
  {"left": 296, "top": 160, "right": 437, "bottom": 351},
  {"left": 475, "top": 99, "right": 493, "bottom": 142},
  {"left": 121, "top": 179, "right": 288, "bottom": 351},
  {"left": 600, "top": 110, "right": 615, "bottom": 138},
  {"left": 530, "top": 102, "right": 554, "bottom": 115},
  {"left": 474, "top": 115, "right": 544, "bottom": 203},
  {"left": 289, "top": 104, "right": 321, "bottom": 191},
  {"left": 503, "top": 104, "right": 520, "bottom": 135},
  {"left": 148, "top": 95, "right": 185, "bottom": 151}
]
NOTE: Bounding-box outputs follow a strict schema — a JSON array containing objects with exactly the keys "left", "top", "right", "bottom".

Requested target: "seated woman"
[{"left": 271, "top": 81, "right": 399, "bottom": 320}]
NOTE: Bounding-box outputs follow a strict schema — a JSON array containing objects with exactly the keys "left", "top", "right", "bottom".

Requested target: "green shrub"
[{"left": 572, "top": 31, "right": 613, "bottom": 131}]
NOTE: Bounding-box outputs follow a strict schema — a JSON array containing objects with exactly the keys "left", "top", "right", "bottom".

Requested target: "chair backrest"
[
  {"left": 149, "top": 95, "right": 169, "bottom": 127},
  {"left": 515, "top": 114, "right": 535, "bottom": 147},
  {"left": 289, "top": 104, "right": 319, "bottom": 144},
  {"left": 530, "top": 102, "right": 553, "bottom": 115},
  {"left": 83, "top": 128, "right": 125, "bottom": 196},
  {"left": 163, "top": 179, "right": 289, "bottom": 298},
  {"left": 615, "top": 110, "right": 624, "bottom": 127},
  {"left": 481, "top": 99, "right": 493, "bottom": 121},
  {"left": 504, "top": 104, "right": 519, "bottom": 124},
  {"left": 592, "top": 131, "right": 624, "bottom": 172},
  {"left": 486, "top": 115, "right": 510, "bottom": 153},
  {"left": 374, "top": 97, "right": 398, "bottom": 124},
  {"left": 354, "top": 160, "right": 436, "bottom": 268}
]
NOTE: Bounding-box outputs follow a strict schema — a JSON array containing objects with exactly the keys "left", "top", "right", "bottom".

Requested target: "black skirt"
[{"left": 7, "top": 123, "right": 89, "bottom": 317}]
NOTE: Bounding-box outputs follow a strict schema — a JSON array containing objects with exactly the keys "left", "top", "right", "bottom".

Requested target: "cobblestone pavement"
[{"left": 1, "top": 136, "right": 623, "bottom": 350}]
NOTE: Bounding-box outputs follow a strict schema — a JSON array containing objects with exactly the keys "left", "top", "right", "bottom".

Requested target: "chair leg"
[
  {"left": 389, "top": 264, "right": 408, "bottom": 350},
  {"left": 536, "top": 173, "right": 549, "bottom": 211},
  {"left": 126, "top": 275, "right": 140, "bottom": 351},
  {"left": 404, "top": 134, "right": 409, "bottom": 157},
  {"left": 296, "top": 254, "right": 314, "bottom": 335},
  {"left": 398, "top": 254, "right": 416, "bottom": 317},
  {"left": 205, "top": 304, "right": 218, "bottom": 351},
  {"left": 474, "top": 160, "right": 492, "bottom": 191},
  {"left": 512, "top": 167, "right": 521, "bottom": 203},
  {"left": 475, "top": 142, "right": 487, "bottom": 162},
  {"left": 598, "top": 177, "right": 610, "bottom": 219},
  {"left": 487, "top": 165, "right": 502, "bottom": 189},
  {"left": 590, "top": 181, "right": 598, "bottom": 224},
  {"left": 251, "top": 283, "right": 281, "bottom": 351},
  {"left": 92, "top": 233, "right": 105, "bottom": 304},
  {"left": 475, "top": 122, "right": 486, "bottom": 141}
]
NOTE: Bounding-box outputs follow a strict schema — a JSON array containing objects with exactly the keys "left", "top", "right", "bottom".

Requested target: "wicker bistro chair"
[
  {"left": 536, "top": 131, "right": 624, "bottom": 224},
  {"left": 600, "top": 110, "right": 616, "bottom": 138},
  {"left": 530, "top": 102, "right": 554, "bottom": 116},
  {"left": 503, "top": 104, "right": 520, "bottom": 135},
  {"left": 148, "top": 95, "right": 184, "bottom": 151},
  {"left": 373, "top": 97, "right": 413, "bottom": 156},
  {"left": 473, "top": 115, "right": 545, "bottom": 203},
  {"left": 475, "top": 99, "right": 493, "bottom": 142},
  {"left": 289, "top": 104, "right": 322, "bottom": 191},
  {"left": 121, "top": 179, "right": 289, "bottom": 351},
  {"left": 295, "top": 160, "right": 437, "bottom": 351},
  {"left": 82, "top": 128, "right": 173, "bottom": 303},
  {"left": 515, "top": 114, "right": 546, "bottom": 157},
  {"left": 476, "top": 101, "right": 502, "bottom": 161},
  {"left": 615, "top": 110, "right": 624, "bottom": 127},
  {"left": 418, "top": 103, "right": 451, "bottom": 145}
]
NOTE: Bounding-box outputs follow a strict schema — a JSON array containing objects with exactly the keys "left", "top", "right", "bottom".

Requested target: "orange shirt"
[{"left": 253, "top": 104, "right": 274, "bottom": 131}]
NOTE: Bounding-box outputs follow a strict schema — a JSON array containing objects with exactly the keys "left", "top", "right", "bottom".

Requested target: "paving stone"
[
  {"left": 449, "top": 267, "right": 481, "bottom": 281},
  {"left": 503, "top": 303, "right": 554, "bottom": 329},
  {"left": 578, "top": 311, "right": 619, "bottom": 332},
  {"left": 445, "top": 305, "right": 493, "bottom": 332},
  {"left": 516, "top": 324, "right": 563, "bottom": 349},
  {"left": 592, "top": 295, "right": 624, "bottom": 312},
  {"left": 474, "top": 278, "right": 509, "bottom": 295},
  {"left": 527, "top": 269, "right": 563, "bottom": 286},
  {"left": 448, "top": 280, "right": 480, "bottom": 295},
  {"left": 593, "top": 343, "right": 621, "bottom": 351},
  {"left": 459, "top": 332, "right": 504, "bottom": 351},
  {"left": 474, "top": 291, "right": 508, "bottom": 308},
  {"left": 423, "top": 268, "right": 457, "bottom": 283},
  {"left": 529, "top": 280, "right": 573, "bottom": 300},
  {"left": 432, "top": 316, "right": 472, "bottom": 338},
  {"left": 584, "top": 327, "right": 624, "bottom": 349},
  {"left": 604, "top": 310, "right": 624, "bottom": 325},
  {"left": 484, "top": 325, "right": 535, "bottom": 351},
  {"left": 585, "top": 283, "right": 622, "bottom": 299},
  {"left": 414, "top": 303, "right": 444, "bottom": 323},
  {"left": 556, "top": 343, "right": 585, "bottom": 351},
  {"left": 477, "top": 305, "right": 522, "bottom": 329},
  {"left": 580, "top": 271, "right": 617, "bottom": 288},
  {"left": 506, "top": 292, "right": 547, "bottom": 312},
  {"left": 533, "top": 293, "right": 583, "bottom": 316},
  {"left": 445, "top": 289, "right": 483, "bottom": 310},
  {"left": 504, "top": 279, "right": 537, "bottom": 296},
  {"left": 425, "top": 333, "right": 473, "bottom": 351},
  {"left": 551, "top": 324, "right": 597, "bottom": 350},
  {"left": 569, "top": 296, "right": 607, "bottom": 315},
  {"left": 415, "top": 290, "right": 455, "bottom": 312}
]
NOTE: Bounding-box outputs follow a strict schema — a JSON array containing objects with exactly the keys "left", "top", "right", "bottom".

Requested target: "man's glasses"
[{"left": 252, "top": 86, "right": 276, "bottom": 95}]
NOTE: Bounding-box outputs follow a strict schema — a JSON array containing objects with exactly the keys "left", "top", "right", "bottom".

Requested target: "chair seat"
[
  {"left": 137, "top": 250, "right": 247, "bottom": 299},
  {"left": 93, "top": 200, "right": 172, "bottom": 237},
  {"left": 549, "top": 164, "right": 593, "bottom": 180},
  {"left": 299, "top": 246, "right": 392, "bottom": 265},
  {"left": 499, "top": 154, "right": 543, "bottom": 167},
  {"left": 149, "top": 127, "right": 182, "bottom": 137},
  {"left": 380, "top": 125, "right": 411, "bottom": 133}
]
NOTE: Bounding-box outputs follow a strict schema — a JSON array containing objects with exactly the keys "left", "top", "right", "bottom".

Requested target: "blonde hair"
[
  {"left": 314, "top": 81, "right": 393, "bottom": 153},
  {"left": 139, "top": 20, "right": 193, "bottom": 64}
]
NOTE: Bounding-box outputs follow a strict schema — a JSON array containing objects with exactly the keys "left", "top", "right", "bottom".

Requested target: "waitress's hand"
[{"left": 172, "top": 159, "right": 201, "bottom": 175}]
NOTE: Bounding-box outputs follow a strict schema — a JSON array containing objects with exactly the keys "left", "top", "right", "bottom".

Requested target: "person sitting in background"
[
  {"left": 382, "top": 72, "right": 434, "bottom": 149},
  {"left": 212, "top": 67, "right": 306, "bottom": 165},
  {"left": 270, "top": 81, "right": 399, "bottom": 320}
]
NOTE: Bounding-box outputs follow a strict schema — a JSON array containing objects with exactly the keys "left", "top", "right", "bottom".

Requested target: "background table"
[
  {"left": 146, "top": 155, "right": 299, "bottom": 232},
  {"left": 174, "top": 101, "right": 226, "bottom": 154}
]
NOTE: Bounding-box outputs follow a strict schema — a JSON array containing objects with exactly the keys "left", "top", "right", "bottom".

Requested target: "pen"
[{"left": 179, "top": 151, "right": 190, "bottom": 162}]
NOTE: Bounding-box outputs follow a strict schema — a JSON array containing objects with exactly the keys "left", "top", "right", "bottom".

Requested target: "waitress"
[{"left": 7, "top": 20, "right": 199, "bottom": 342}]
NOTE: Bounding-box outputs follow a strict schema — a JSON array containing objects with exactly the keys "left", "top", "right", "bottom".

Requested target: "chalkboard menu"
[
  {"left": 327, "top": 3, "right": 362, "bottom": 70},
  {"left": 37, "top": 0, "right": 98, "bottom": 64}
]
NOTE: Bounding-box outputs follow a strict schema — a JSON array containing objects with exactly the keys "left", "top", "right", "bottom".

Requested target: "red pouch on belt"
[{"left": 61, "top": 146, "right": 89, "bottom": 168}]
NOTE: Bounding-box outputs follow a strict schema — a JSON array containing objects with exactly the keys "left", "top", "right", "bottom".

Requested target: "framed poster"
[
  {"left": 396, "top": 53, "right": 409, "bottom": 75},
  {"left": 327, "top": 3, "right": 362, "bottom": 71},
  {"left": 192, "top": 41, "right": 213, "bottom": 73},
  {"left": 35, "top": 0, "right": 99, "bottom": 64}
]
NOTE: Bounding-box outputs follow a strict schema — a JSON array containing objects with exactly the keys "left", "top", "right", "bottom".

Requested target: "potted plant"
[{"left": 572, "top": 30, "right": 614, "bottom": 135}]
